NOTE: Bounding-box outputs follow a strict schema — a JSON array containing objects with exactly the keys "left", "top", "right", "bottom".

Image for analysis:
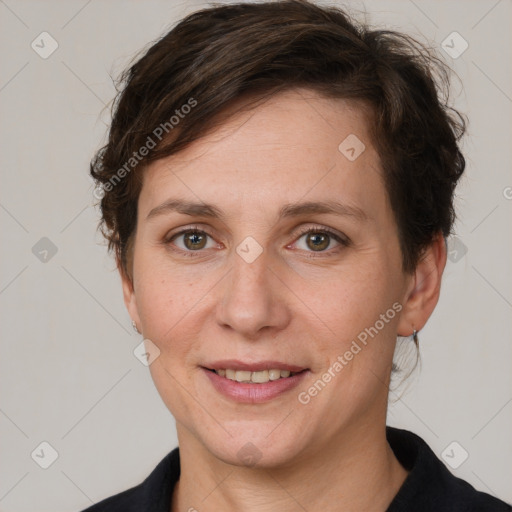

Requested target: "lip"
[
  {"left": 203, "top": 359, "right": 306, "bottom": 372},
  {"left": 202, "top": 367, "right": 309, "bottom": 404}
]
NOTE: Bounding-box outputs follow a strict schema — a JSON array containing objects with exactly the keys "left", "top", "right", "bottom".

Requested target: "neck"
[{"left": 171, "top": 420, "right": 409, "bottom": 512}]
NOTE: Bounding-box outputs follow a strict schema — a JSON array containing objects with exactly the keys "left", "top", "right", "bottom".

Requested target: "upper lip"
[{"left": 203, "top": 360, "right": 307, "bottom": 372}]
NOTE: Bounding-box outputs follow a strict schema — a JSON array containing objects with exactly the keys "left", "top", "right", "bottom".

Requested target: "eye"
[
  {"left": 165, "top": 227, "right": 218, "bottom": 253},
  {"left": 292, "top": 226, "right": 349, "bottom": 255}
]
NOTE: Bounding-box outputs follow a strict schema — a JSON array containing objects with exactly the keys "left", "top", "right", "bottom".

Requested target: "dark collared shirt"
[{"left": 80, "top": 426, "right": 511, "bottom": 511}]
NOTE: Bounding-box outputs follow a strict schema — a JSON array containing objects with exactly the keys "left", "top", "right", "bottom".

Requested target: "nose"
[{"left": 215, "top": 246, "right": 291, "bottom": 339}]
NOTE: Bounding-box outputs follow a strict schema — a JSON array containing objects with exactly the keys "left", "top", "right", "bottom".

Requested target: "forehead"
[
  {"left": 163, "top": 89, "right": 375, "bottom": 166},
  {"left": 138, "top": 88, "right": 386, "bottom": 222}
]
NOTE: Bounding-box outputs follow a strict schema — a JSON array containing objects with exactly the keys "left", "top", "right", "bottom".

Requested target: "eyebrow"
[{"left": 146, "top": 198, "right": 368, "bottom": 223}]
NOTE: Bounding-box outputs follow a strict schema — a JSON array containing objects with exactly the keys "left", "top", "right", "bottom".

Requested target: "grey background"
[{"left": 0, "top": 0, "right": 511, "bottom": 510}]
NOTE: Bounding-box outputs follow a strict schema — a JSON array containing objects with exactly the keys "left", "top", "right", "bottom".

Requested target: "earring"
[
  {"left": 412, "top": 329, "right": 418, "bottom": 344},
  {"left": 132, "top": 320, "right": 141, "bottom": 334}
]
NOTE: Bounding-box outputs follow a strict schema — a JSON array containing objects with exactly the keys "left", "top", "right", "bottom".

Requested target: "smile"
[
  {"left": 211, "top": 368, "right": 301, "bottom": 383},
  {"left": 202, "top": 362, "right": 309, "bottom": 403}
]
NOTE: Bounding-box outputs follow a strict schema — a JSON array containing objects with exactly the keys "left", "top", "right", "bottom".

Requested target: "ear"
[
  {"left": 118, "top": 256, "right": 141, "bottom": 332},
  {"left": 397, "top": 233, "right": 447, "bottom": 336}
]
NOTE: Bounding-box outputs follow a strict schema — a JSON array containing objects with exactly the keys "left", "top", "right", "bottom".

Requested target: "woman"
[{"left": 84, "top": 0, "right": 511, "bottom": 510}]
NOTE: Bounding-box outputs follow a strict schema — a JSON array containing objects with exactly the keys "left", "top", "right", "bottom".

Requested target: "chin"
[{"left": 199, "top": 425, "right": 310, "bottom": 469}]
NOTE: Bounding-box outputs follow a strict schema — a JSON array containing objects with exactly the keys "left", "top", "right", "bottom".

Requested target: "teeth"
[
  {"left": 213, "top": 368, "right": 299, "bottom": 383},
  {"left": 235, "top": 370, "right": 252, "bottom": 383},
  {"left": 269, "top": 369, "right": 281, "bottom": 381},
  {"left": 251, "top": 370, "right": 269, "bottom": 383}
]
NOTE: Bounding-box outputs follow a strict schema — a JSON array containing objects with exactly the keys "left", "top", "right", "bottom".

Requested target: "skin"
[{"left": 121, "top": 88, "right": 446, "bottom": 511}]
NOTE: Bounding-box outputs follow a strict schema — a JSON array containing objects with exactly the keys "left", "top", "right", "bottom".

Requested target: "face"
[{"left": 123, "top": 89, "right": 421, "bottom": 468}]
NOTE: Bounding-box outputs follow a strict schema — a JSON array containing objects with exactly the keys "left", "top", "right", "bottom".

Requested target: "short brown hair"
[{"left": 91, "top": 0, "right": 465, "bottom": 279}]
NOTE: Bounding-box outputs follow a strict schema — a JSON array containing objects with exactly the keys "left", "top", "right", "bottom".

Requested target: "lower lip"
[{"left": 202, "top": 368, "right": 309, "bottom": 404}]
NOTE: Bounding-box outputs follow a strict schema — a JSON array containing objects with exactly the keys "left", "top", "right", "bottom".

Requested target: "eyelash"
[{"left": 163, "top": 224, "right": 350, "bottom": 258}]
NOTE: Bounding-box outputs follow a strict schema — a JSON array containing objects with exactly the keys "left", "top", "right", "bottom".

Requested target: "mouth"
[
  {"left": 204, "top": 368, "right": 306, "bottom": 384},
  {"left": 201, "top": 360, "right": 309, "bottom": 403}
]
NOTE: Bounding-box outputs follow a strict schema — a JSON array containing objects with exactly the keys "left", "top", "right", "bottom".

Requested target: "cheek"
[
  {"left": 306, "top": 261, "right": 403, "bottom": 384},
  {"left": 134, "top": 248, "right": 194, "bottom": 318},
  {"left": 133, "top": 270, "right": 178, "bottom": 345},
  {"left": 312, "top": 262, "right": 396, "bottom": 329},
  {"left": 299, "top": 268, "right": 401, "bottom": 408},
  {"left": 132, "top": 246, "right": 216, "bottom": 371}
]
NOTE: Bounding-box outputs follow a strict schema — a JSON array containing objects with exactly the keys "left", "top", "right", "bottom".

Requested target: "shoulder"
[
  {"left": 78, "top": 447, "right": 180, "bottom": 512},
  {"left": 386, "top": 426, "right": 512, "bottom": 512}
]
